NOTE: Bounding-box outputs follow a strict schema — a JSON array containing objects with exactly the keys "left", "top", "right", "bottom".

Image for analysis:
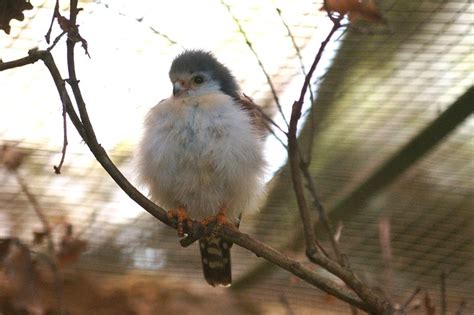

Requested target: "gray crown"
[{"left": 169, "top": 50, "right": 240, "bottom": 98}]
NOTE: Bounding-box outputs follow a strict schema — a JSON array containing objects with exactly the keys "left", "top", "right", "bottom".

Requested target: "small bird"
[{"left": 138, "top": 50, "right": 266, "bottom": 286}]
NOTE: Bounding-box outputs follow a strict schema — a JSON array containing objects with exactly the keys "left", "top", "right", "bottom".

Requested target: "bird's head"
[{"left": 169, "top": 50, "right": 240, "bottom": 98}]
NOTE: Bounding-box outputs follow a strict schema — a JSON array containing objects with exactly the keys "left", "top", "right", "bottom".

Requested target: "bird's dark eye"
[{"left": 193, "top": 75, "right": 204, "bottom": 84}]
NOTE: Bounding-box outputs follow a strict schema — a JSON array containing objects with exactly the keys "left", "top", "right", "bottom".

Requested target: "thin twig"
[
  {"left": 242, "top": 94, "right": 288, "bottom": 136},
  {"left": 275, "top": 7, "right": 315, "bottom": 106},
  {"left": 221, "top": 0, "right": 289, "bottom": 128},
  {"left": 400, "top": 287, "right": 421, "bottom": 313},
  {"left": 148, "top": 26, "right": 181, "bottom": 47},
  {"left": 303, "top": 104, "right": 317, "bottom": 164},
  {"left": 15, "top": 172, "right": 55, "bottom": 255},
  {"left": 441, "top": 271, "right": 447, "bottom": 315},
  {"left": 301, "top": 166, "right": 342, "bottom": 262},
  {"left": 47, "top": 31, "right": 67, "bottom": 52},
  {"left": 378, "top": 217, "right": 395, "bottom": 302},
  {"left": 240, "top": 94, "right": 288, "bottom": 149},
  {"left": 41, "top": 52, "right": 86, "bottom": 139},
  {"left": 279, "top": 294, "right": 295, "bottom": 315},
  {"left": 287, "top": 132, "right": 317, "bottom": 255},
  {"left": 45, "top": 0, "right": 60, "bottom": 43},
  {"left": 75, "top": 209, "right": 99, "bottom": 238},
  {"left": 100, "top": 3, "right": 181, "bottom": 47},
  {"left": 54, "top": 88, "right": 69, "bottom": 174},
  {"left": 33, "top": 251, "right": 63, "bottom": 312},
  {"left": 424, "top": 292, "right": 436, "bottom": 315}
]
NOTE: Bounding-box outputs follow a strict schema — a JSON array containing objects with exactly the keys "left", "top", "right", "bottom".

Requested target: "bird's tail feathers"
[{"left": 199, "top": 236, "right": 232, "bottom": 287}]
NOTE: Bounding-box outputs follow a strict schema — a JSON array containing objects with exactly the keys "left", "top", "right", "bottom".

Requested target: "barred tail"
[{"left": 199, "top": 236, "right": 232, "bottom": 287}]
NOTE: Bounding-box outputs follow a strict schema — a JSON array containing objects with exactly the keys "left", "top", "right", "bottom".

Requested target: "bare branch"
[
  {"left": 287, "top": 17, "right": 342, "bottom": 259},
  {"left": 306, "top": 251, "right": 391, "bottom": 314},
  {"left": 1, "top": 46, "right": 374, "bottom": 314},
  {"left": 0, "top": 49, "right": 44, "bottom": 71},
  {"left": 0, "top": 3, "right": 397, "bottom": 313},
  {"left": 286, "top": 12, "right": 392, "bottom": 314},
  {"left": 221, "top": 227, "right": 370, "bottom": 312}
]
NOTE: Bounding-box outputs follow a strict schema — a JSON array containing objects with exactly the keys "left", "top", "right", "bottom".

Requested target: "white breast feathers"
[{"left": 138, "top": 93, "right": 266, "bottom": 222}]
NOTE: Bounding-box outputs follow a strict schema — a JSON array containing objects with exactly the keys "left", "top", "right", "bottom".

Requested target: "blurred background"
[{"left": 0, "top": 0, "right": 473, "bottom": 314}]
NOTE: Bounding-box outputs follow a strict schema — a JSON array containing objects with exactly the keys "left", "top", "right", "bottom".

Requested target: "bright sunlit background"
[{"left": 0, "top": 0, "right": 335, "bottom": 225}]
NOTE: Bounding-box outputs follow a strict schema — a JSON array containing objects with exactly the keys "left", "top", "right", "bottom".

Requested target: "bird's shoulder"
[{"left": 234, "top": 95, "right": 268, "bottom": 135}]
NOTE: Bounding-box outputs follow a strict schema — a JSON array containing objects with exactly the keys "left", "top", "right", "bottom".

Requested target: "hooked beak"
[{"left": 173, "top": 81, "right": 188, "bottom": 97}]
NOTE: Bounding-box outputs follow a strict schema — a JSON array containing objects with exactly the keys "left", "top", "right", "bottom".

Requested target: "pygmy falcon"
[{"left": 138, "top": 50, "right": 266, "bottom": 286}]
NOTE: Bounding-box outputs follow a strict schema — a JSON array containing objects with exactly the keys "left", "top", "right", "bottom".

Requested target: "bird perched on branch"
[{"left": 138, "top": 50, "right": 266, "bottom": 286}]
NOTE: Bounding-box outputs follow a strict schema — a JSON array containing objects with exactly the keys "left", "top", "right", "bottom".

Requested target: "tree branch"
[
  {"left": 0, "top": 3, "right": 396, "bottom": 313},
  {"left": 220, "top": 227, "right": 370, "bottom": 312},
  {"left": 0, "top": 49, "right": 44, "bottom": 71},
  {"left": 287, "top": 18, "right": 341, "bottom": 260},
  {"left": 301, "top": 166, "right": 343, "bottom": 262},
  {"left": 286, "top": 14, "right": 393, "bottom": 314},
  {"left": 1, "top": 46, "right": 373, "bottom": 315}
]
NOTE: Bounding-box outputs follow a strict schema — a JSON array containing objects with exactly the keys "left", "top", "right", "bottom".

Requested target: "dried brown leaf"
[
  {"left": 56, "top": 224, "right": 87, "bottom": 267},
  {"left": 32, "top": 230, "right": 48, "bottom": 245},
  {"left": 0, "top": 0, "right": 33, "bottom": 34},
  {"left": 424, "top": 292, "right": 436, "bottom": 315},
  {"left": 1, "top": 144, "right": 26, "bottom": 171},
  {"left": 56, "top": 13, "right": 90, "bottom": 57},
  {"left": 321, "top": 0, "right": 385, "bottom": 24},
  {"left": 0, "top": 238, "right": 13, "bottom": 261}
]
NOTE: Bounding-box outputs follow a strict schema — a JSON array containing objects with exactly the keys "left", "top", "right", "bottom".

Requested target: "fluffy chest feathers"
[{"left": 138, "top": 93, "right": 265, "bottom": 221}]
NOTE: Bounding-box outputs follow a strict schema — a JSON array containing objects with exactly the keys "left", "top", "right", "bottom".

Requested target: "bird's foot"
[
  {"left": 167, "top": 206, "right": 192, "bottom": 237},
  {"left": 201, "top": 208, "right": 236, "bottom": 237}
]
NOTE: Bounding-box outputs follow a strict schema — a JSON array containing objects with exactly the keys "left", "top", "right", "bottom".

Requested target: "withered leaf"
[
  {"left": 321, "top": 0, "right": 385, "bottom": 24},
  {"left": 32, "top": 230, "right": 48, "bottom": 245},
  {"left": 56, "top": 224, "right": 87, "bottom": 267},
  {"left": 0, "top": 0, "right": 34, "bottom": 34},
  {"left": 1, "top": 144, "right": 26, "bottom": 171}
]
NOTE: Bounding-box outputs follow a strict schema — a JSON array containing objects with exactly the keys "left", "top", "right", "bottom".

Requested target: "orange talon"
[
  {"left": 168, "top": 206, "right": 190, "bottom": 237},
  {"left": 200, "top": 207, "right": 237, "bottom": 237},
  {"left": 216, "top": 208, "right": 227, "bottom": 226}
]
